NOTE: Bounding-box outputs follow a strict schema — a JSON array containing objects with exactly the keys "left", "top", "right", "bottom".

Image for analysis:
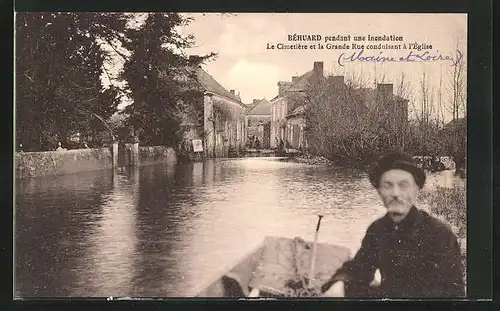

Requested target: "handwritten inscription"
[
  {"left": 337, "top": 49, "right": 463, "bottom": 66},
  {"left": 265, "top": 34, "right": 462, "bottom": 68}
]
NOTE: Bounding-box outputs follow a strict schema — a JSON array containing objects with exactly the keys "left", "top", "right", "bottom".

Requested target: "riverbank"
[
  {"left": 289, "top": 154, "right": 376, "bottom": 170},
  {"left": 288, "top": 154, "right": 337, "bottom": 166},
  {"left": 290, "top": 154, "right": 461, "bottom": 172},
  {"left": 422, "top": 182, "right": 467, "bottom": 290}
]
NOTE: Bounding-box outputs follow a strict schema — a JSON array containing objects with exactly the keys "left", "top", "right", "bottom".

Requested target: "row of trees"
[
  {"left": 16, "top": 12, "right": 215, "bottom": 152},
  {"left": 296, "top": 59, "right": 467, "bottom": 170},
  {"left": 16, "top": 13, "right": 124, "bottom": 151}
]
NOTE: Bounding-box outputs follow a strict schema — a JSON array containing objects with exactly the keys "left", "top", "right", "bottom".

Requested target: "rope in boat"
[{"left": 283, "top": 237, "right": 320, "bottom": 297}]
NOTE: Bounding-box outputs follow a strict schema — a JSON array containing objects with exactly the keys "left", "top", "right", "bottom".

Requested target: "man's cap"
[{"left": 368, "top": 152, "right": 426, "bottom": 188}]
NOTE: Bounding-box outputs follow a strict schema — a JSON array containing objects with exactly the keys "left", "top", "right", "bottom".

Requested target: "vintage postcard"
[{"left": 15, "top": 13, "right": 467, "bottom": 299}]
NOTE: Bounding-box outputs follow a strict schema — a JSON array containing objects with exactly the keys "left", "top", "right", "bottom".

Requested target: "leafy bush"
[
  {"left": 424, "top": 184, "right": 467, "bottom": 291},
  {"left": 425, "top": 185, "right": 466, "bottom": 238}
]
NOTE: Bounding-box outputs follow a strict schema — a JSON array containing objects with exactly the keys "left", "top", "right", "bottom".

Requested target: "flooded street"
[{"left": 14, "top": 157, "right": 462, "bottom": 298}]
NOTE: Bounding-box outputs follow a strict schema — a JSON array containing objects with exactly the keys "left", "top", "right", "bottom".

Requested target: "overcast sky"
[{"left": 107, "top": 13, "right": 467, "bottom": 122}]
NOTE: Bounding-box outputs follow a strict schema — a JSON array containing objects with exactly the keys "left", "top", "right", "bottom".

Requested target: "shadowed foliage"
[
  {"left": 16, "top": 12, "right": 128, "bottom": 151},
  {"left": 120, "top": 13, "right": 216, "bottom": 147}
]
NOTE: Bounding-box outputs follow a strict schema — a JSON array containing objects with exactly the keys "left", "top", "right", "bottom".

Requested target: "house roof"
[
  {"left": 247, "top": 99, "right": 272, "bottom": 115},
  {"left": 245, "top": 102, "right": 257, "bottom": 112},
  {"left": 270, "top": 70, "right": 316, "bottom": 101},
  {"left": 185, "top": 66, "right": 244, "bottom": 105}
]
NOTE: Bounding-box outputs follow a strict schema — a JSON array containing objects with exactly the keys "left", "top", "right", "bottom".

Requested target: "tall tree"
[
  {"left": 296, "top": 73, "right": 383, "bottom": 166},
  {"left": 15, "top": 12, "right": 128, "bottom": 151},
  {"left": 394, "top": 72, "right": 413, "bottom": 152},
  {"left": 446, "top": 44, "right": 467, "bottom": 171},
  {"left": 120, "top": 13, "right": 215, "bottom": 147}
]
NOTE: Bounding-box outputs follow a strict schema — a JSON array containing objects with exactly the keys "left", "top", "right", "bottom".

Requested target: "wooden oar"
[{"left": 308, "top": 215, "right": 323, "bottom": 289}]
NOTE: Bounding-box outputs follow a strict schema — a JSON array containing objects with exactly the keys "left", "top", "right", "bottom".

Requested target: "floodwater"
[{"left": 14, "top": 157, "right": 464, "bottom": 297}]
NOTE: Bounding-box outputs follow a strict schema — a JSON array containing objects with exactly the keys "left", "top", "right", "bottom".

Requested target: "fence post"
[
  {"left": 112, "top": 141, "right": 118, "bottom": 168},
  {"left": 131, "top": 142, "right": 139, "bottom": 166}
]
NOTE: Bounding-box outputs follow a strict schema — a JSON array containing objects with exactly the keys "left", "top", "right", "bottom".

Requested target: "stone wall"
[
  {"left": 16, "top": 148, "right": 114, "bottom": 179},
  {"left": 138, "top": 146, "right": 177, "bottom": 166},
  {"left": 16, "top": 144, "right": 179, "bottom": 179}
]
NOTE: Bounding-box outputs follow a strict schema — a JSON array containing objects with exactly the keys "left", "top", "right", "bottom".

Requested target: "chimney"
[
  {"left": 376, "top": 84, "right": 393, "bottom": 105},
  {"left": 313, "top": 61, "right": 324, "bottom": 76},
  {"left": 253, "top": 99, "right": 260, "bottom": 104},
  {"left": 230, "top": 90, "right": 235, "bottom": 96},
  {"left": 292, "top": 76, "right": 299, "bottom": 83},
  {"left": 278, "top": 81, "right": 292, "bottom": 96}
]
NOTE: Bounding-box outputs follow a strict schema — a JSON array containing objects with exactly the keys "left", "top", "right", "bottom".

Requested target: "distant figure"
[
  {"left": 255, "top": 137, "right": 261, "bottom": 150},
  {"left": 84, "top": 142, "right": 89, "bottom": 149},
  {"left": 18, "top": 144, "right": 23, "bottom": 153},
  {"left": 56, "top": 142, "right": 67, "bottom": 151},
  {"left": 321, "top": 152, "right": 464, "bottom": 298},
  {"left": 278, "top": 139, "right": 285, "bottom": 152},
  {"left": 247, "top": 136, "right": 254, "bottom": 149}
]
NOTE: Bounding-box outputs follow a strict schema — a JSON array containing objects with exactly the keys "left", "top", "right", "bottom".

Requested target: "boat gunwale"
[
  {"left": 193, "top": 239, "right": 267, "bottom": 297},
  {"left": 193, "top": 236, "right": 351, "bottom": 298}
]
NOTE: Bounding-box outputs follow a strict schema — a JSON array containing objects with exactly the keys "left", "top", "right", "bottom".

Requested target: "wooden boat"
[{"left": 195, "top": 236, "right": 351, "bottom": 297}]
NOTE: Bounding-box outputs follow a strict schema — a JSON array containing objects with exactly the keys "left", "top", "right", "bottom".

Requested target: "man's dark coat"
[{"left": 322, "top": 206, "right": 465, "bottom": 298}]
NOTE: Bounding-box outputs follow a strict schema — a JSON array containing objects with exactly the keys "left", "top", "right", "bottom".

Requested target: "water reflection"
[
  {"left": 75, "top": 168, "right": 140, "bottom": 296},
  {"left": 15, "top": 159, "right": 464, "bottom": 298},
  {"left": 15, "top": 171, "right": 114, "bottom": 297}
]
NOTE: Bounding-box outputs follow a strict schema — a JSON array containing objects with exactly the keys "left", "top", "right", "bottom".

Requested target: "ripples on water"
[{"left": 14, "top": 158, "right": 463, "bottom": 297}]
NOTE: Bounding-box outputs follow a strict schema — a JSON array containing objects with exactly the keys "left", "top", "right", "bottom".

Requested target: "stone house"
[
  {"left": 245, "top": 98, "right": 272, "bottom": 149},
  {"left": 182, "top": 66, "right": 247, "bottom": 158},
  {"left": 270, "top": 61, "right": 409, "bottom": 151},
  {"left": 111, "top": 61, "right": 247, "bottom": 159},
  {"left": 270, "top": 61, "right": 325, "bottom": 150}
]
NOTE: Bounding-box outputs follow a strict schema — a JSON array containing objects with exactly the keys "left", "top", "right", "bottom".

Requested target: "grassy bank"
[
  {"left": 422, "top": 183, "right": 467, "bottom": 292},
  {"left": 290, "top": 154, "right": 369, "bottom": 170},
  {"left": 425, "top": 186, "right": 466, "bottom": 238}
]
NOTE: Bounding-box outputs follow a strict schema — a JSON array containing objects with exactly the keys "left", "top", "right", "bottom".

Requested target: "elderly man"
[{"left": 321, "top": 152, "right": 465, "bottom": 298}]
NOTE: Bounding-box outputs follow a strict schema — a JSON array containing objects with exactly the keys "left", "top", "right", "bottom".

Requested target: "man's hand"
[{"left": 321, "top": 281, "right": 345, "bottom": 297}]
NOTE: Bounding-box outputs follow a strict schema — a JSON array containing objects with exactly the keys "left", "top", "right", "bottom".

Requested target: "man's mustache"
[
  {"left": 389, "top": 199, "right": 405, "bottom": 205},
  {"left": 389, "top": 211, "right": 404, "bottom": 217}
]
